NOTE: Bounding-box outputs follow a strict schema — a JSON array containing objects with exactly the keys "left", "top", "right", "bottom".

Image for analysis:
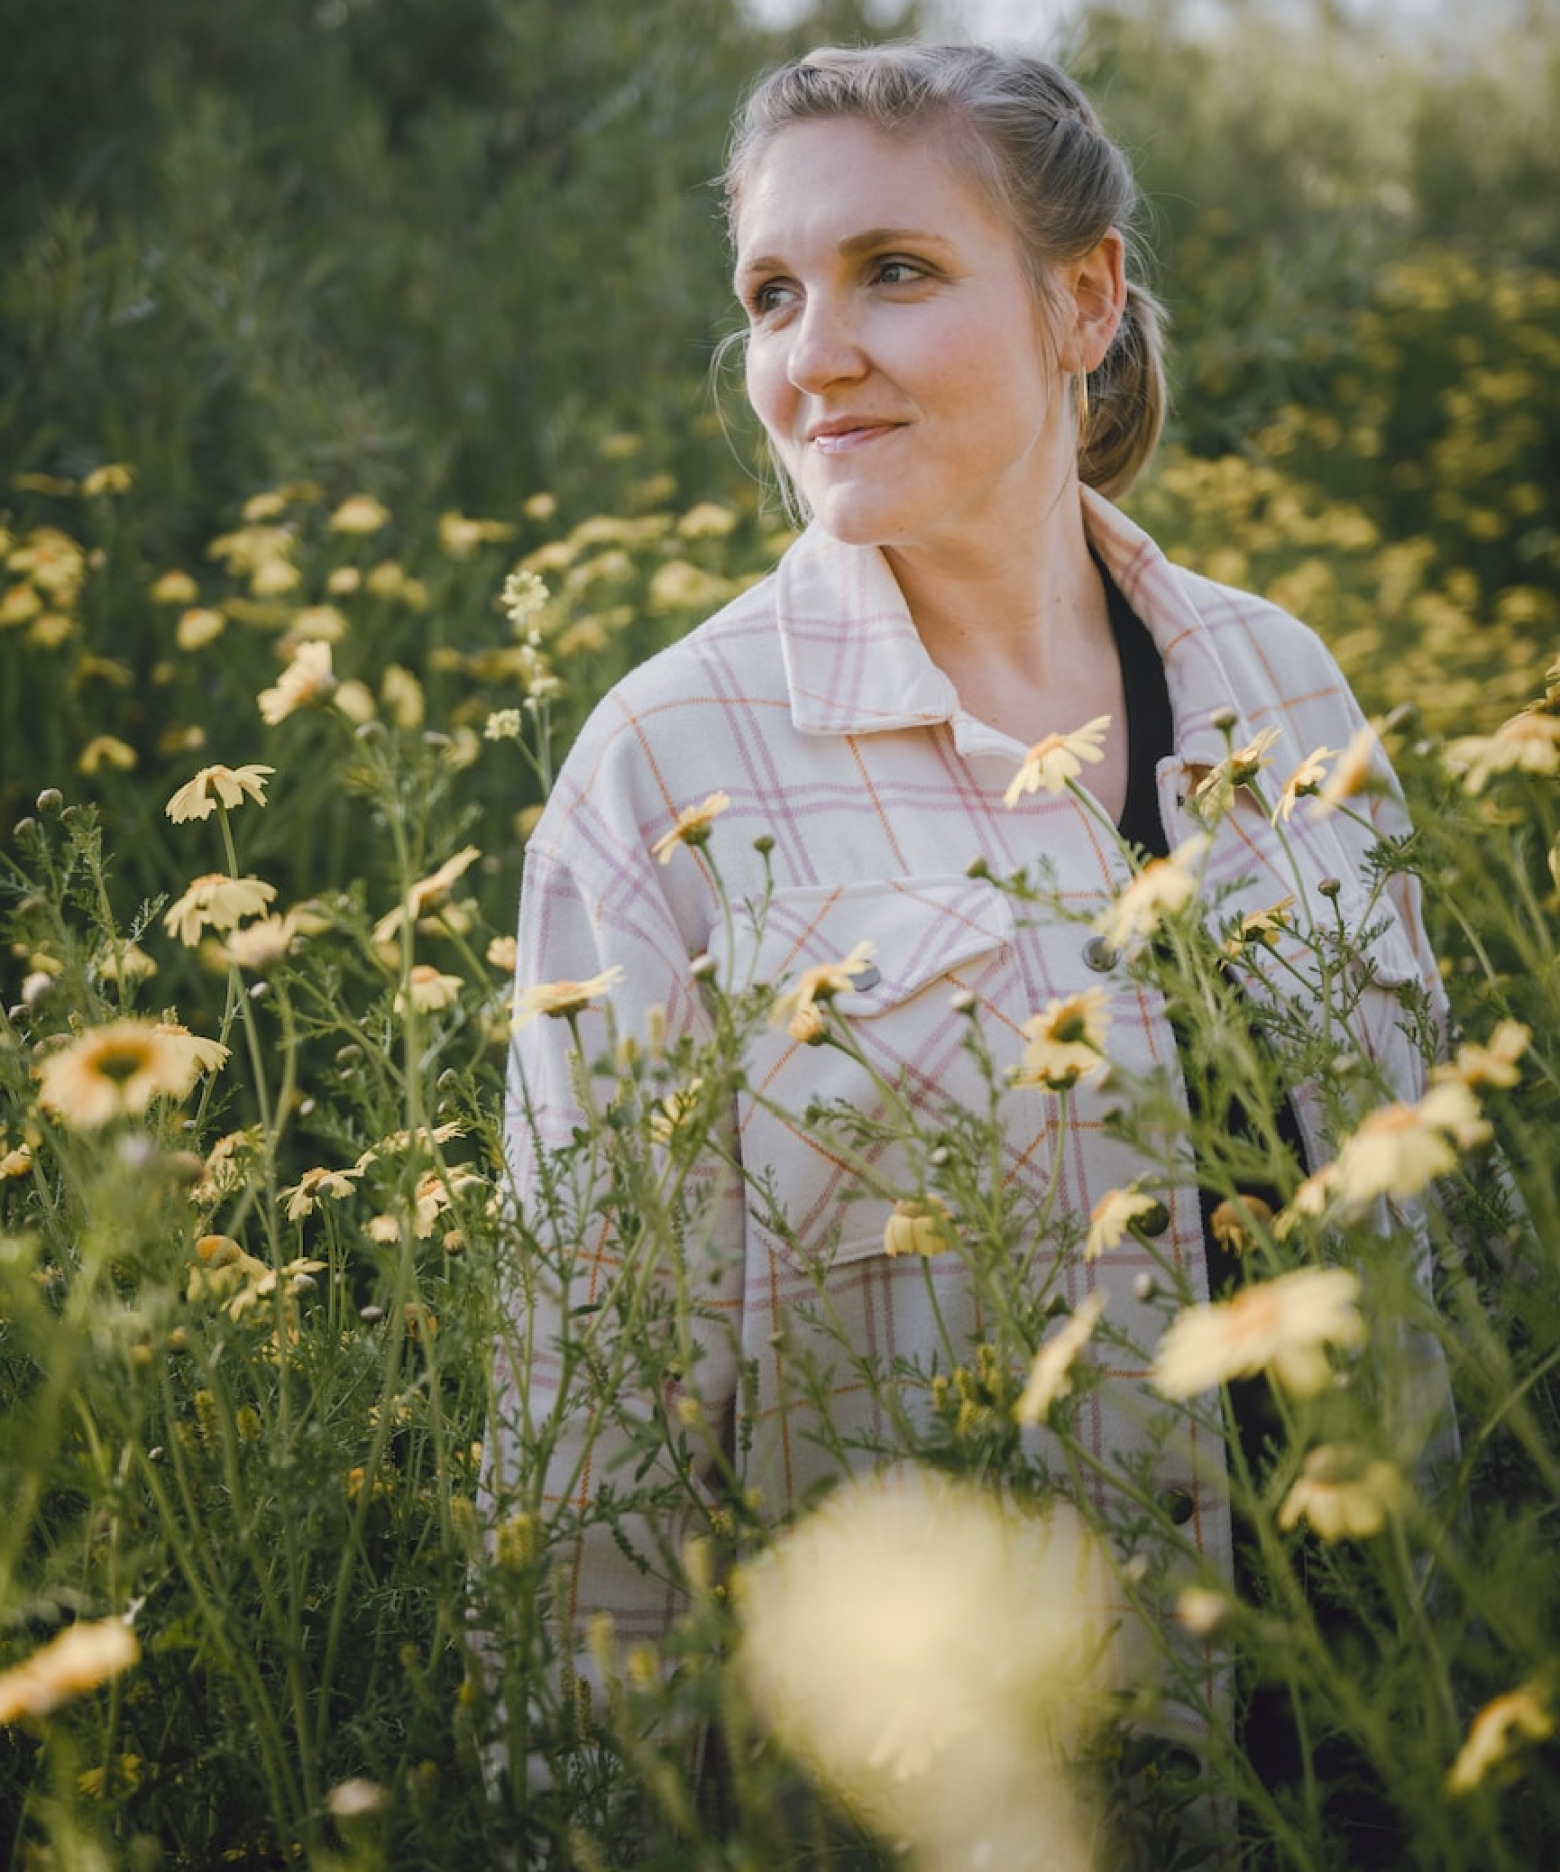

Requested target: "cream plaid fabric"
[{"left": 494, "top": 487, "right": 1450, "bottom": 1715}]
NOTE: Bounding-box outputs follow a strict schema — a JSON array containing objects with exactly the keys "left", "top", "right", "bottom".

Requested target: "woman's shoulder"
[
  {"left": 525, "top": 567, "right": 790, "bottom": 873},
  {"left": 577, "top": 566, "right": 787, "bottom": 746}
]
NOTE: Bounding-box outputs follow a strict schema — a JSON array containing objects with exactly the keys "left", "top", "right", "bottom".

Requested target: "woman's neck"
[{"left": 881, "top": 486, "right": 1127, "bottom": 769}]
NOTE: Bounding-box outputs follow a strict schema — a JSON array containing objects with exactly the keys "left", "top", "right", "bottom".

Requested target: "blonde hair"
[{"left": 723, "top": 43, "right": 1166, "bottom": 500}]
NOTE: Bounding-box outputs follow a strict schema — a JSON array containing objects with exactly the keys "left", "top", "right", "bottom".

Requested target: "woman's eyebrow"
[{"left": 735, "top": 226, "right": 956, "bottom": 283}]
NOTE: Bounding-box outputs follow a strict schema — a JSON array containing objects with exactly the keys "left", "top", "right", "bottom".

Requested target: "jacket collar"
[{"left": 774, "top": 488, "right": 1262, "bottom": 770}]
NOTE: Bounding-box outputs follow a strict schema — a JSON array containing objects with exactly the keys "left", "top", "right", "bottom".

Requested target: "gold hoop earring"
[{"left": 1077, "top": 372, "right": 1092, "bottom": 447}]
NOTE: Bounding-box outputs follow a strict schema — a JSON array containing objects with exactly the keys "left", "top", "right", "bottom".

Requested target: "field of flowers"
[{"left": 4, "top": 4, "right": 1560, "bottom": 1869}]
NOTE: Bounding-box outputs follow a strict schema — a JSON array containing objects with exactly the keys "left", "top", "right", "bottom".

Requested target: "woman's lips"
[{"left": 809, "top": 422, "right": 900, "bottom": 455}]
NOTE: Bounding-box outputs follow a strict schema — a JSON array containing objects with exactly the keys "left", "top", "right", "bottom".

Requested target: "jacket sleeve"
[{"left": 490, "top": 817, "right": 747, "bottom": 1672}]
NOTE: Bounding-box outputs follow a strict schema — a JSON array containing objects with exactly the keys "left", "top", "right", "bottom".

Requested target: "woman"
[{"left": 494, "top": 41, "right": 1453, "bottom": 1854}]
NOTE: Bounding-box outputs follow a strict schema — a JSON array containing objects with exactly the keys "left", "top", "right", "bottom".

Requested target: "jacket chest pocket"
[{"left": 713, "top": 875, "right": 1017, "bottom": 1270}]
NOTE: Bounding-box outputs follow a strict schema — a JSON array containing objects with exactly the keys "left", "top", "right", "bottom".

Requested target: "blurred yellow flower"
[
  {"left": 282, "top": 1166, "right": 361, "bottom": 1222},
  {"left": 1208, "top": 1194, "right": 1274, "bottom": 1257},
  {"left": 8, "top": 526, "right": 85, "bottom": 598},
  {"left": 1324, "top": 1079, "right": 1490, "bottom": 1214},
  {"left": 1222, "top": 896, "right": 1295, "bottom": 956},
  {"left": 380, "top": 663, "right": 425, "bottom": 729},
  {"left": 1276, "top": 1443, "right": 1408, "bottom": 1542},
  {"left": 1152, "top": 1266, "right": 1366, "bottom": 1400},
  {"left": 1190, "top": 725, "right": 1281, "bottom": 824},
  {"left": 186, "top": 1233, "right": 272, "bottom": 1302},
  {"left": 258, "top": 641, "right": 336, "bottom": 725},
  {"left": 226, "top": 1254, "right": 326, "bottom": 1322},
  {"left": 1436, "top": 1018, "right": 1530, "bottom": 1091},
  {"left": 1446, "top": 1683, "right": 1554, "bottom": 1795},
  {"left": 223, "top": 912, "right": 298, "bottom": 972},
  {"left": 1174, "top": 1586, "right": 1234, "bottom": 1639},
  {"left": 93, "top": 940, "right": 157, "bottom": 987},
  {"left": 677, "top": 501, "right": 737, "bottom": 538},
  {"left": 1310, "top": 725, "right": 1382, "bottom": 818},
  {"left": 150, "top": 569, "right": 199, "bottom": 605},
  {"left": 0, "top": 1618, "right": 140, "bottom": 1723},
  {"left": 770, "top": 940, "right": 877, "bottom": 1045},
  {"left": 78, "top": 735, "right": 137, "bottom": 775},
  {"left": 1013, "top": 1289, "right": 1106, "bottom": 1424},
  {"left": 334, "top": 678, "right": 376, "bottom": 724},
  {"left": 326, "top": 564, "right": 362, "bottom": 596},
  {"left": 373, "top": 845, "right": 481, "bottom": 945},
  {"left": 736, "top": 1470, "right": 1121, "bottom": 1868},
  {"left": 512, "top": 966, "right": 624, "bottom": 1030},
  {"left": 1084, "top": 1187, "right": 1161, "bottom": 1261},
  {"left": 1096, "top": 835, "right": 1209, "bottom": 957},
  {"left": 411, "top": 1168, "right": 484, "bottom": 1239},
  {"left": 10, "top": 472, "right": 77, "bottom": 497},
  {"left": 1446, "top": 709, "right": 1560, "bottom": 793},
  {"left": 164, "top": 762, "right": 274, "bottom": 823},
  {"left": 1003, "top": 715, "right": 1110, "bottom": 807},
  {"left": 36, "top": 1019, "right": 223, "bottom": 1128},
  {"left": 288, "top": 603, "right": 350, "bottom": 643},
  {"left": 883, "top": 1196, "right": 954, "bottom": 1259},
  {"left": 396, "top": 965, "right": 464, "bottom": 1014},
  {"left": 328, "top": 493, "right": 389, "bottom": 534},
  {"left": 1271, "top": 747, "right": 1337, "bottom": 823},
  {"left": 163, "top": 873, "right": 277, "bottom": 946},
  {"left": 176, "top": 606, "right": 226, "bottom": 650},
  {"left": 154, "top": 1021, "right": 230, "bottom": 1078},
  {"left": 438, "top": 511, "right": 513, "bottom": 557},
  {"left": 486, "top": 934, "right": 518, "bottom": 972},
  {"left": 1013, "top": 988, "right": 1111, "bottom": 1092},
  {"left": 484, "top": 708, "right": 524, "bottom": 742},
  {"left": 81, "top": 463, "right": 133, "bottom": 498},
  {"left": 649, "top": 791, "right": 731, "bottom": 865},
  {"left": 500, "top": 567, "right": 549, "bottom": 631}
]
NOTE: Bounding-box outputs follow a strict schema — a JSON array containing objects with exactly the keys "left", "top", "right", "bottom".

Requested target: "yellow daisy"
[
  {"left": 512, "top": 966, "right": 624, "bottom": 1030},
  {"left": 163, "top": 873, "right": 277, "bottom": 947},
  {"left": 1446, "top": 1683, "right": 1554, "bottom": 1795},
  {"left": 1271, "top": 747, "right": 1337, "bottom": 824},
  {"left": 1096, "top": 835, "right": 1209, "bottom": 957},
  {"left": 328, "top": 493, "right": 390, "bottom": 534},
  {"left": 35, "top": 1019, "right": 221, "bottom": 1129},
  {"left": 258, "top": 641, "right": 336, "bottom": 726},
  {"left": 0, "top": 1618, "right": 140, "bottom": 1722},
  {"left": 770, "top": 940, "right": 877, "bottom": 1045},
  {"left": 164, "top": 763, "right": 274, "bottom": 824},
  {"left": 1151, "top": 1266, "right": 1366, "bottom": 1400},
  {"left": 882, "top": 1196, "right": 955, "bottom": 1259},
  {"left": 1013, "top": 1289, "right": 1107, "bottom": 1424},
  {"left": 1003, "top": 716, "right": 1111, "bottom": 808},
  {"left": 1083, "top": 1188, "right": 1162, "bottom": 1262},
  {"left": 1276, "top": 1443, "right": 1408, "bottom": 1542},
  {"left": 1012, "top": 989, "right": 1112, "bottom": 1092},
  {"left": 649, "top": 791, "right": 732, "bottom": 865},
  {"left": 1190, "top": 725, "right": 1281, "bottom": 825},
  {"left": 395, "top": 965, "right": 464, "bottom": 1015},
  {"left": 372, "top": 845, "right": 482, "bottom": 945}
]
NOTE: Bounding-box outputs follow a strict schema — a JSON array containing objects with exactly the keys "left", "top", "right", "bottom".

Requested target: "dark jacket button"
[{"left": 1082, "top": 936, "right": 1118, "bottom": 973}]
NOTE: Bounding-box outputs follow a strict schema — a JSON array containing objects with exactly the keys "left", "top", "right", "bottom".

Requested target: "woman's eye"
[
  {"left": 747, "top": 282, "right": 793, "bottom": 318},
  {"left": 875, "top": 259, "right": 923, "bottom": 286}
]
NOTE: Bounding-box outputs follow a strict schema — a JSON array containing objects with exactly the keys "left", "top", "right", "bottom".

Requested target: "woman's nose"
[{"left": 786, "top": 296, "right": 867, "bottom": 393}]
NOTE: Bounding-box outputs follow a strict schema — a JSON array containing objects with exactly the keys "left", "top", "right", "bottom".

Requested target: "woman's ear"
[{"left": 1060, "top": 230, "right": 1127, "bottom": 374}]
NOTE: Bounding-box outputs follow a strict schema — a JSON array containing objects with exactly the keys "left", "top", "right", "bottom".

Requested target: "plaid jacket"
[{"left": 494, "top": 487, "right": 1451, "bottom": 1727}]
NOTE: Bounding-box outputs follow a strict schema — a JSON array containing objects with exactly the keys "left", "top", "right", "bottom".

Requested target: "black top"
[{"left": 1093, "top": 553, "right": 1309, "bottom": 1300}]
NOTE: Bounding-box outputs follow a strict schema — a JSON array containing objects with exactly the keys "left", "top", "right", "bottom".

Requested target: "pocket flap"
[{"left": 746, "top": 875, "right": 1015, "bottom": 1014}]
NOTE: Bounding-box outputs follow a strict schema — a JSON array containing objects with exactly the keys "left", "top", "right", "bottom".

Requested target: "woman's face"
[{"left": 733, "top": 117, "right": 1073, "bottom": 558}]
